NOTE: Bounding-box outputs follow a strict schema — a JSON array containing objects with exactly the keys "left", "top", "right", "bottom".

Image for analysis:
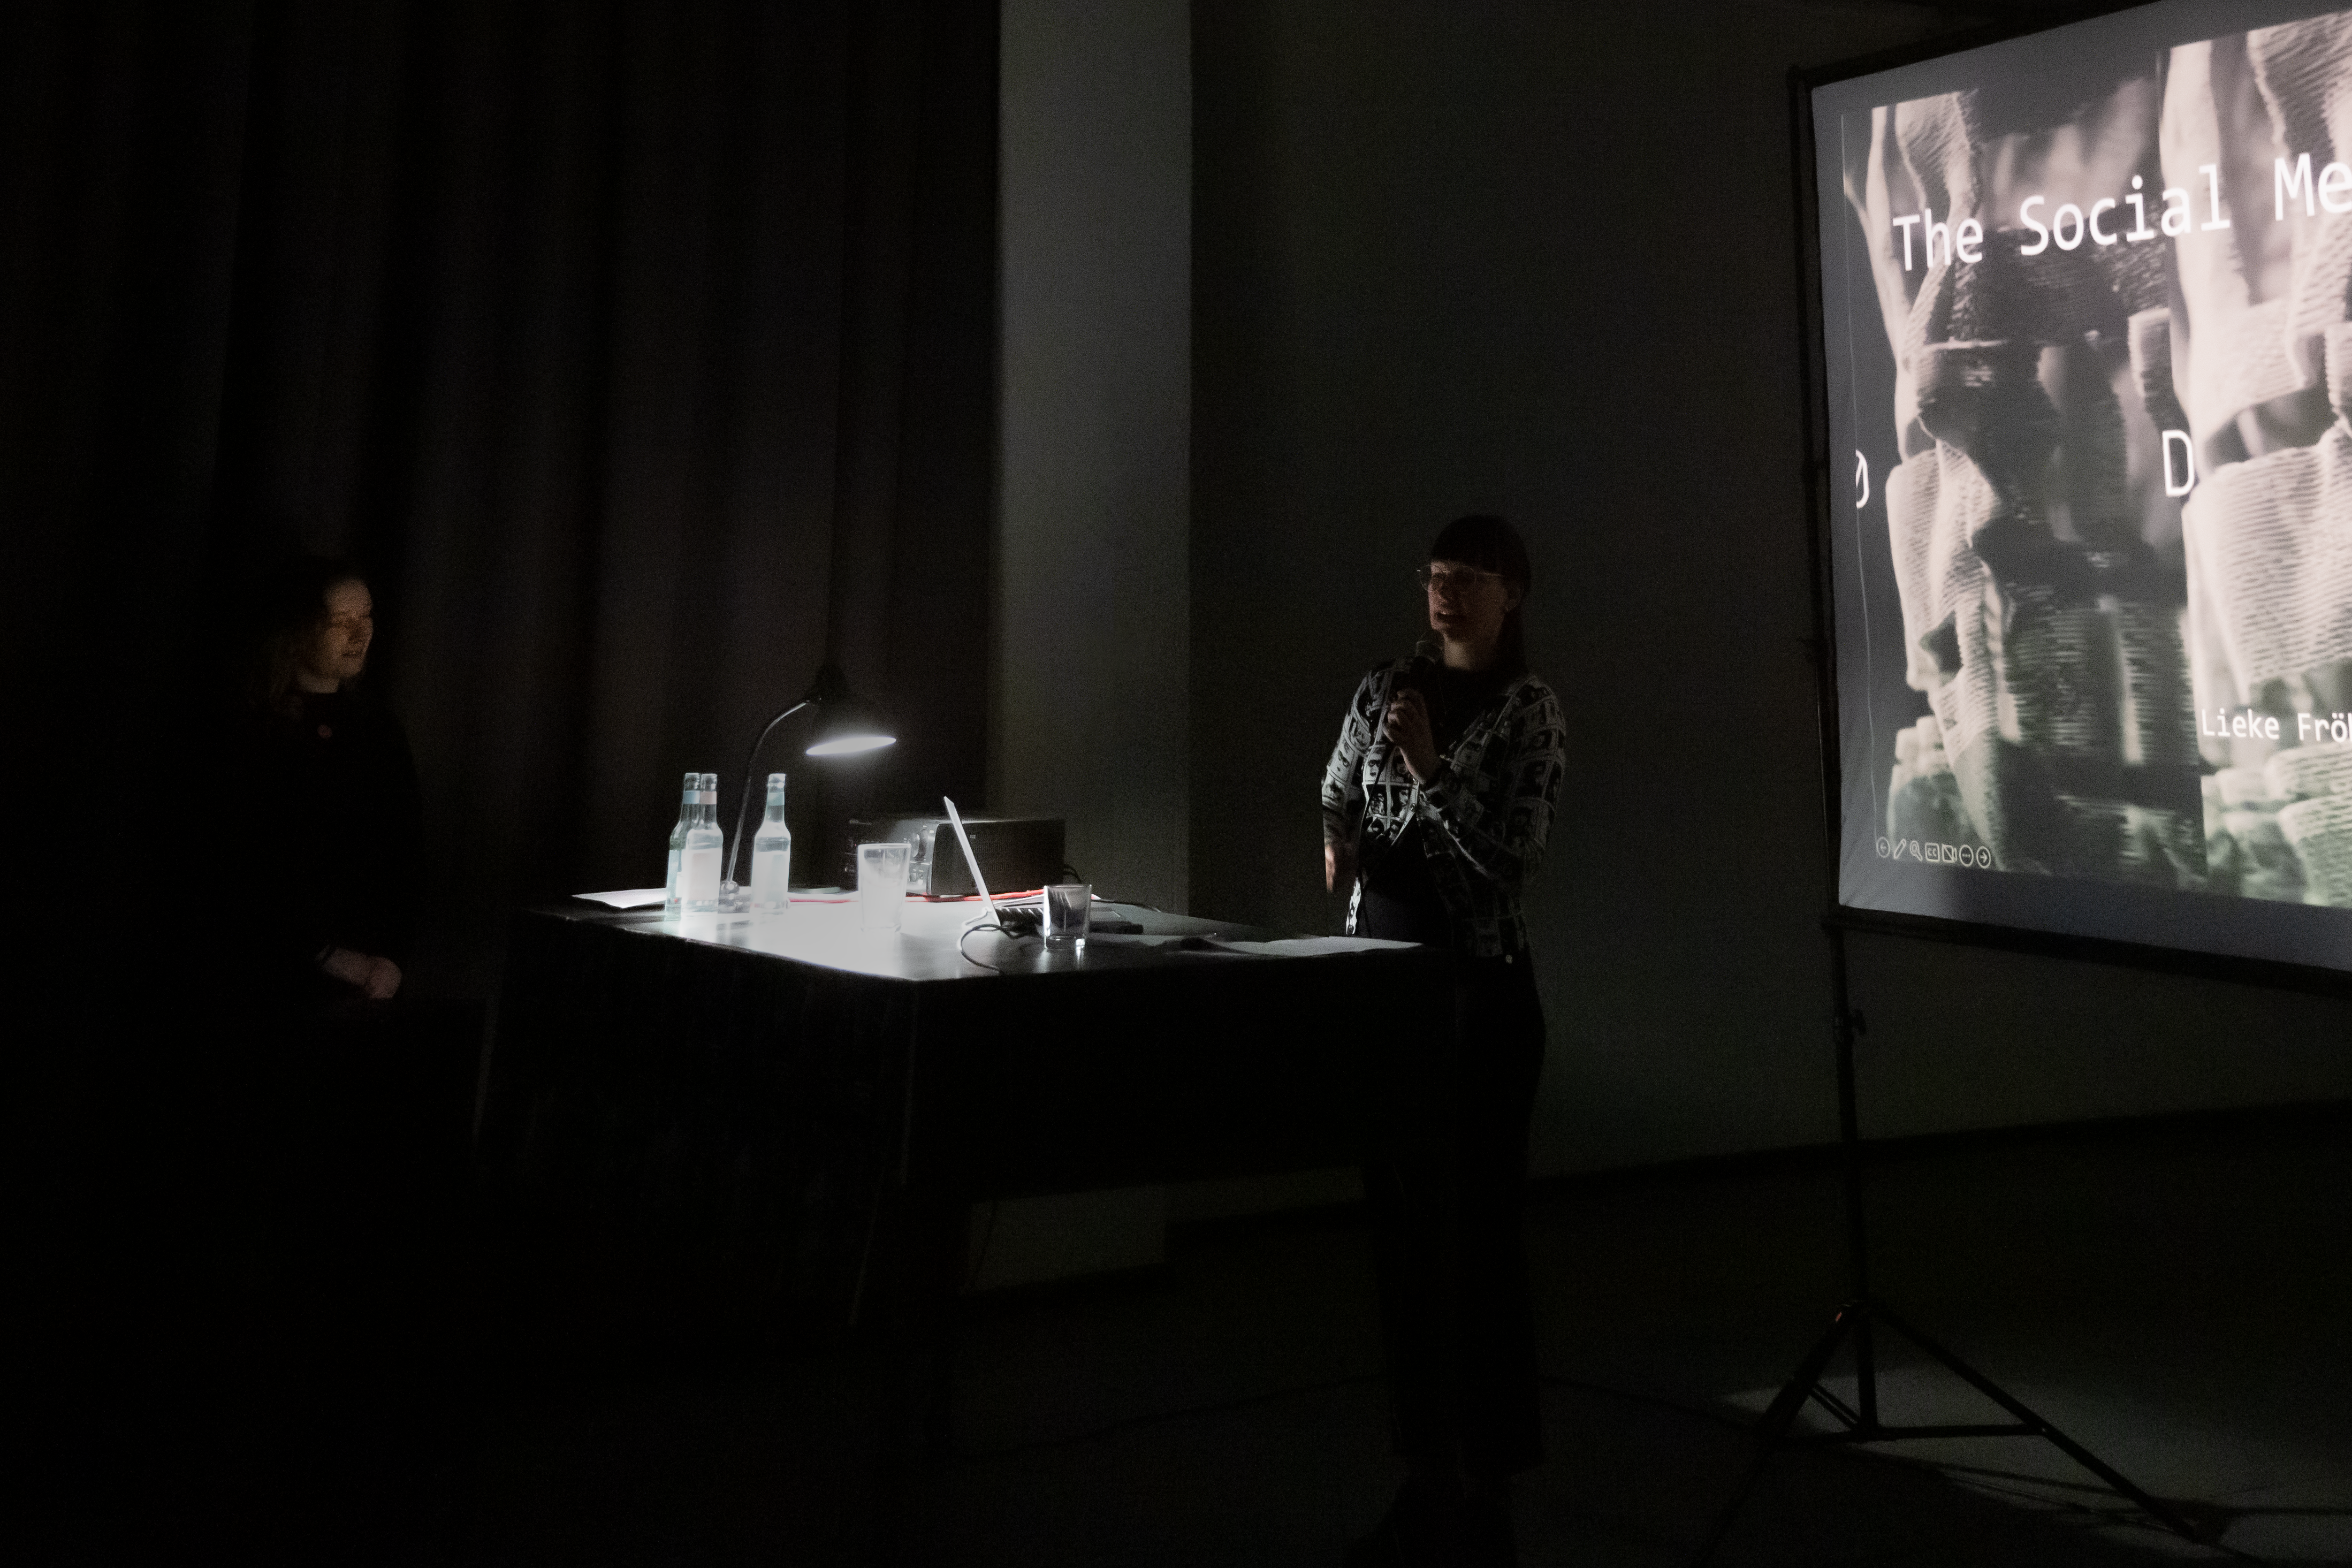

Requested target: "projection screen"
[{"left": 1809, "top": 0, "right": 2352, "bottom": 974}]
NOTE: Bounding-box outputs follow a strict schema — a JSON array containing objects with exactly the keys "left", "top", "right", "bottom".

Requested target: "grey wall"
[
  {"left": 987, "top": 0, "right": 1191, "bottom": 1283},
  {"left": 1843, "top": 932, "right": 2351, "bottom": 1140},
  {"left": 1189, "top": 0, "right": 2352, "bottom": 1177},
  {"left": 996, "top": 0, "right": 1191, "bottom": 913}
]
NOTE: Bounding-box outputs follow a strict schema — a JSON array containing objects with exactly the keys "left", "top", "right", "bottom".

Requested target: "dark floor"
[{"left": 40, "top": 1106, "right": 2352, "bottom": 1565}]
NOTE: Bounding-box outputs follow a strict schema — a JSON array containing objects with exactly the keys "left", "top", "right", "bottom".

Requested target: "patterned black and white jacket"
[{"left": 1320, "top": 658, "right": 1568, "bottom": 960}]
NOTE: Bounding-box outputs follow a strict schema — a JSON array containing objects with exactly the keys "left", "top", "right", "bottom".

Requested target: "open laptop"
[{"left": 943, "top": 796, "right": 1040, "bottom": 937}]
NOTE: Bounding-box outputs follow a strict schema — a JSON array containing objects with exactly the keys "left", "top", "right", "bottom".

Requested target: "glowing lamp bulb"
[{"left": 806, "top": 733, "right": 896, "bottom": 757}]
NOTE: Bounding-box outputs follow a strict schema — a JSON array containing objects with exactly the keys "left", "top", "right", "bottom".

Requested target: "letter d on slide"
[{"left": 2162, "top": 430, "right": 2196, "bottom": 497}]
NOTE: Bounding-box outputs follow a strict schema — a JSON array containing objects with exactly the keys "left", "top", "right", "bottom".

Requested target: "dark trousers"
[
  {"left": 213, "top": 996, "right": 483, "bottom": 1393},
  {"left": 169, "top": 997, "right": 485, "bottom": 1553},
  {"left": 1364, "top": 953, "right": 1547, "bottom": 1479},
  {"left": 32, "top": 952, "right": 484, "bottom": 1559}
]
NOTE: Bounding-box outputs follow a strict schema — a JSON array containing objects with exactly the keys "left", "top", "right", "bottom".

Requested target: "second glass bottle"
[{"left": 750, "top": 772, "right": 792, "bottom": 916}]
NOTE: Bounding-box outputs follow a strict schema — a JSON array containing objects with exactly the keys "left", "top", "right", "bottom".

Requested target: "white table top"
[{"left": 558, "top": 896, "right": 1420, "bottom": 985}]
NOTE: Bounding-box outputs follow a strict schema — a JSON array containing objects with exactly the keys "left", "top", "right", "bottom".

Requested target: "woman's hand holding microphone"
[
  {"left": 1328, "top": 679, "right": 1441, "bottom": 894},
  {"left": 1382, "top": 687, "right": 1441, "bottom": 783}
]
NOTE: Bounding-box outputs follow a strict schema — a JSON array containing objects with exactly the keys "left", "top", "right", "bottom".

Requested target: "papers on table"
[
  {"left": 1196, "top": 936, "right": 1419, "bottom": 956},
  {"left": 574, "top": 888, "right": 668, "bottom": 909},
  {"left": 1078, "top": 933, "right": 1421, "bottom": 957}
]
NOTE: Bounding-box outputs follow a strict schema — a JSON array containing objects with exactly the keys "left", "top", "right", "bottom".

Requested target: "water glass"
[
  {"left": 858, "top": 841, "right": 910, "bottom": 931},
  {"left": 1043, "top": 882, "right": 1092, "bottom": 950}
]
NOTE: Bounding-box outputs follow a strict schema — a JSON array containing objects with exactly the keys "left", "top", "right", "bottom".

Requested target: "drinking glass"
[
  {"left": 858, "top": 841, "right": 911, "bottom": 931},
  {"left": 1043, "top": 882, "right": 1092, "bottom": 950}
]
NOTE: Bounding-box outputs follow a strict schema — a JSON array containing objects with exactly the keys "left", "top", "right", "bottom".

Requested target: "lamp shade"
[
  {"left": 806, "top": 713, "right": 894, "bottom": 756},
  {"left": 802, "top": 663, "right": 895, "bottom": 756}
]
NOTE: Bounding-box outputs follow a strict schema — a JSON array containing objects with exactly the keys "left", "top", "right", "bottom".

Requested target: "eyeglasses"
[{"left": 1415, "top": 565, "right": 1503, "bottom": 595}]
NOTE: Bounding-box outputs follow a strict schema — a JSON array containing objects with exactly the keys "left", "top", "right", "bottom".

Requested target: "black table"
[
  {"left": 478, "top": 896, "right": 1448, "bottom": 1554},
  {"left": 483, "top": 895, "right": 1445, "bottom": 1330}
]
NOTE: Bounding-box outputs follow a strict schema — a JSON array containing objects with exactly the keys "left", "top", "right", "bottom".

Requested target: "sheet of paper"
[
  {"left": 1076, "top": 934, "right": 1421, "bottom": 957},
  {"left": 574, "top": 888, "right": 668, "bottom": 909},
  {"left": 1198, "top": 936, "right": 1421, "bottom": 956}
]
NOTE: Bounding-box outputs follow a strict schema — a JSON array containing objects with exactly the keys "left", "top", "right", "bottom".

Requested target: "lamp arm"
[{"left": 726, "top": 698, "right": 815, "bottom": 886}]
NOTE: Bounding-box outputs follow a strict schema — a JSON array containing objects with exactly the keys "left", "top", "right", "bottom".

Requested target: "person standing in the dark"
[
  {"left": 226, "top": 557, "right": 423, "bottom": 1010},
  {"left": 1322, "top": 515, "right": 1567, "bottom": 1568},
  {"left": 185, "top": 557, "right": 451, "bottom": 1555}
]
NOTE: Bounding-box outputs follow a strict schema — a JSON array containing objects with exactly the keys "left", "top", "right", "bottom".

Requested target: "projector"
[{"left": 846, "top": 814, "right": 1066, "bottom": 898}]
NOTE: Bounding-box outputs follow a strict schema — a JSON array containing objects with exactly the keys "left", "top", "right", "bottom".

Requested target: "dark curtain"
[
  {"left": 9, "top": 6, "right": 996, "bottom": 1546},
  {"left": 2, "top": 0, "right": 998, "bottom": 1000}
]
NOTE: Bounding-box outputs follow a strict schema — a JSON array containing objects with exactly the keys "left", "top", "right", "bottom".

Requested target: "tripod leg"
[
  {"left": 1688, "top": 1301, "right": 1864, "bottom": 1567},
  {"left": 1872, "top": 1305, "right": 2205, "bottom": 1543},
  {"left": 1854, "top": 1308, "right": 1878, "bottom": 1431}
]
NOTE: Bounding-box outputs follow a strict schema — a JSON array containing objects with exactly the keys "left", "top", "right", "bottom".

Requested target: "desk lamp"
[{"left": 718, "top": 662, "right": 895, "bottom": 909}]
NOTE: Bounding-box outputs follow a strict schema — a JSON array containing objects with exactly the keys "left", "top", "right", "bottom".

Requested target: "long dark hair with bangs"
[{"left": 1426, "top": 513, "right": 1532, "bottom": 678}]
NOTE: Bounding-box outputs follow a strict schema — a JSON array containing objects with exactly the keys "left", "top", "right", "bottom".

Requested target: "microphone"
[
  {"left": 1379, "top": 640, "right": 1442, "bottom": 750},
  {"left": 1399, "top": 635, "right": 1442, "bottom": 695},
  {"left": 1357, "top": 640, "right": 1443, "bottom": 878}
]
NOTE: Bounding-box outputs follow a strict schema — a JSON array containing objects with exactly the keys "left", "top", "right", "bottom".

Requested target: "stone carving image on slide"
[{"left": 1841, "top": 9, "right": 2352, "bottom": 908}]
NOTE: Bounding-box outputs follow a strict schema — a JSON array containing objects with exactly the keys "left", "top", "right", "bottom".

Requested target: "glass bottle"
[
  {"left": 681, "top": 771, "right": 723, "bottom": 912},
  {"left": 750, "top": 772, "right": 793, "bottom": 916},
  {"left": 663, "top": 771, "right": 703, "bottom": 917}
]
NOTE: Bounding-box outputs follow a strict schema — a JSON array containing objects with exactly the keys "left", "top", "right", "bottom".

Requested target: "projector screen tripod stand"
[{"left": 1687, "top": 923, "right": 2208, "bottom": 1564}]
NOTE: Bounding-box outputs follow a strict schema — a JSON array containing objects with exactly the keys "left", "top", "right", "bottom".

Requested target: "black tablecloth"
[{"left": 480, "top": 902, "right": 1449, "bottom": 1343}]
